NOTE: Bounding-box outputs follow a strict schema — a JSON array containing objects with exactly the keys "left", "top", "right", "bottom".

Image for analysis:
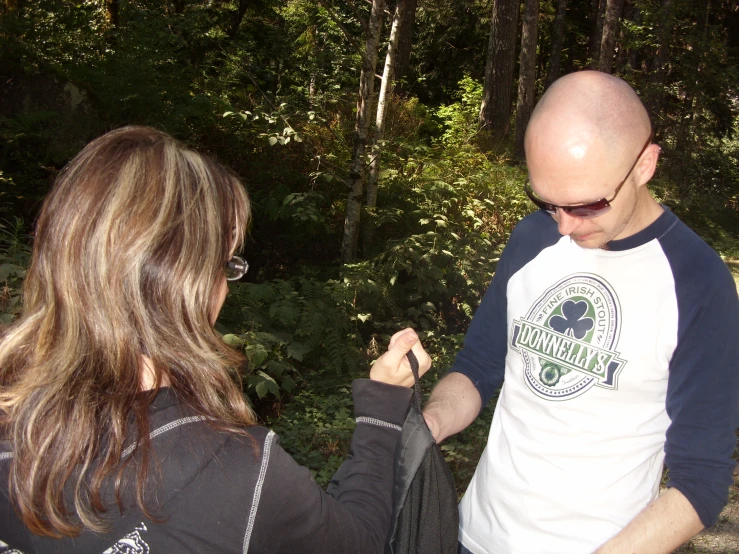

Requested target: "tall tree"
[
  {"left": 612, "top": 0, "right": 631, "bottom": 74},
  {"left": 646, "top": 0, "right": 673, "bottom": 120},
  {"left": 392, "top": 0, "right": 417, "bottom": 86},
  {"left": 228, "top": 0, "right": 251, "bottom": 39},
  {"left": 104, "top": 0, "right": 119, "bottom": 27},
  {"left": 514, "top": 0, "right": 540, "bottom": 158},
  {"left": 364, "top": 0, "right": 414, "bottom": 253},
  {"left": 544, "top": 0, "right": 568, "bottom": 89},
  {"left": 588, "top": 0, "right": 606, "bottom": 67},
  {"left": 479, "top": 0, "right": 520, "bottom": 139},
  {"left": 598, "top": 0, "right": 625, "bottom": 73},
  {"left": 341, "top": 0, "right": 386, "bottom": 264},
  {"left": 626, "top": 1, "right": 641, "bottom": 73}
]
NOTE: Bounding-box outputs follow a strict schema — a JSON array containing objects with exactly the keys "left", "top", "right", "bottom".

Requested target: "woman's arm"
[{"left": 247, "top": 330, "right": 430, "bottom": 553}]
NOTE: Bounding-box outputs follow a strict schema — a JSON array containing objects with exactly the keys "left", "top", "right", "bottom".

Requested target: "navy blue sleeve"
[
  {"left": 661, "top": 227, "right": 739, "bottom": 528},
  {"left": 450, "top": 211, "right": 560, "bottom": 408},
  {"left": 448, "top": 263, "right": 508, "bottom": 408}
]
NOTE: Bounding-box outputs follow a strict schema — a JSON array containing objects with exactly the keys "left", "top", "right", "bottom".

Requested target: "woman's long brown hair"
[{"left": 0, "top": 126, "right": 256, "bottom": 537}]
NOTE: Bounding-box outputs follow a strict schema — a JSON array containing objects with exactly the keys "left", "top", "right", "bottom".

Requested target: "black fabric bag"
[{"left": 385, "top": 352, "right": 459, "bottom": 554}]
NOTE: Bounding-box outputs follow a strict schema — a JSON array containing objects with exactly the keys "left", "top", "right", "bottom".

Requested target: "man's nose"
[{"left": 556, "top": 210, "right": 583, "bottom": 236}]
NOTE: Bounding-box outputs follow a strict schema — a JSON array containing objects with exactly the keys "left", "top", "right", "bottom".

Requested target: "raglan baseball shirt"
[{"left": 453, "top": 208, "right": 739, "bottom": 554}]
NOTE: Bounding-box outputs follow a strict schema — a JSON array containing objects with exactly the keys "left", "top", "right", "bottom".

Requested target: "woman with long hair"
[{"left": 0, "top": 126, "right": 430, "bottom": 552}]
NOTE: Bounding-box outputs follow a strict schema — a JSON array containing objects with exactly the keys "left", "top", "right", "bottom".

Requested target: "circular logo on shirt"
[{"left": 511, "top": 274, "right": 626, "bottom": 401}]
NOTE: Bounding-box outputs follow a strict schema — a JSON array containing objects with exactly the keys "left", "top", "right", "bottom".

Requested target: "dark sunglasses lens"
[
  {"left": 526, "top": 182, "right": 611, "bottom": 219},
  {"left": 565, "top": 201, "right": 611, "bottom": 219}
]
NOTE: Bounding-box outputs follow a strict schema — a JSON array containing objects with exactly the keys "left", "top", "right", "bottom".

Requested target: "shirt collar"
[{"left": 606, "top": 205, "right": 676, "bottom": 251}]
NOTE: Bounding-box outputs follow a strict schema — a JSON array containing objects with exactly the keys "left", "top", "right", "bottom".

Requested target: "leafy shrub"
[
  {"left": 351, "top": 141, "right": 531, "bottom": 335},
  {"left": 0, "top": 218, "right": 31, "bottom": 325},
  {"left": 435, "top": 76, "right": 483, "bottom": 147},
  {"left": 219, "top": 276, "right": 368, "bottom": 400},
  {"left": 267, "top": 380, "right": 357, "bottom": 487}
]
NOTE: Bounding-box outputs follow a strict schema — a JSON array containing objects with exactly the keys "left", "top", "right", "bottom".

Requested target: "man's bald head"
[
  {"left": 525, "top": 71, "right": 652, "bottom": 165},
  {"left": 524, "top": 71, "right": 662, "bottom": 248}
]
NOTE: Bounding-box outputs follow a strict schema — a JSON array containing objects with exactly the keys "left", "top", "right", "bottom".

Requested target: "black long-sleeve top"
[{"left": 1, "top": 379, "right": 412, "bottom": 553}]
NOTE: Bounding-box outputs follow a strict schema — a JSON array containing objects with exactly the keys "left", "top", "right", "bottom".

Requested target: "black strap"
[{"left": 406, "top": 351, "right": 422, "bottom": 413}]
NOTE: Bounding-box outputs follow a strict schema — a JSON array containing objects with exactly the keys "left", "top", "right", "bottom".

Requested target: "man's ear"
[{"left": 634, "top": 143, "right": 661, "bottom": 187}]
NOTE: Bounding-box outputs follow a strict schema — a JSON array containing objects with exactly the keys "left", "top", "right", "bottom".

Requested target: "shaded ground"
[{"left": 674, "top": 261, "right": 739, "bottom": 553}]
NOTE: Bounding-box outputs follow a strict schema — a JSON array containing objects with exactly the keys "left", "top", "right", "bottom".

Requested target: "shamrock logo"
[
  {"left": 540, "top": 360, "right": 563, "bottom": 386},
  {"left": 549, "top": 300, "right": 594, "bottom": 340}
]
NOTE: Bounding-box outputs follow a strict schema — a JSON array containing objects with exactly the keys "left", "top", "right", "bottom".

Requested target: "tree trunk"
[
  {"left": 479, "top": 0, "right": 520, "bottom": 139},
  {"left": 341, "top": 0, "right": 386, "bottom": 265},
  {"left": 613, "top": 0, "right": 631, "bottom": 74},
  {"left": 646, "top": 0, "right": 672, "bottom": 119},
  {"left": 393, "top": 0, "right": 417, "bottom": 87},
  {"left": 104, "top": 0, "right": 119, "bottom": 27},
  {"left": 309, "top": 72, "right": 317, "bottom": 102},
  {"left": 229, "top": 0, "right": 251, "bottom": 38},
  {"left": 514, "top": 0, "right": 540, "bottom": 159},
  {"left": 588, "top": 0, "right": 606, "bottom": 68},
  {"left": 364, "top": 0, "right": 408, "bottom": 255},
  {"left": 627, "top": 3, "right": 641, "bottom": 72},
  {"left": 674, "top": 1, "right": 710, "bottom": 200},
  {"left": 544, "top": 0, "right": 567, "bottom": 89},
  {"left": 689, "top": 0, "right": 711, "bottom": 137},
  {"left": 598, "top": 0, "right": 625, "bottom": 73}
]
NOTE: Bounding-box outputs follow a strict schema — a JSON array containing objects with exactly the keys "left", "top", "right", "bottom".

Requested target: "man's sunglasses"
[{"left": 525, "top": 133, "right": 654, "bottom": 219}]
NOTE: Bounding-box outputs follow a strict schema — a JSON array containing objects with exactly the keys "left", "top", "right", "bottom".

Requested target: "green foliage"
[
  {"left": 411, "top": 0, "right": 488, "bottom": 103},
  {"left": 267, "top": 380, "right": 357, "bottom": 486},
  {"left": 650, "top": 120, "right": 739, "bottom": 256},
  {"left": 0, "top": 218, "right": 31, "bottom": 326},
  {"left": 435, "top": 76, "right": 484, "bottom": 146},
  {"left": 219, "top": 277, "right": 366, "bottom": 400},
  {"left": 343, "top": 84, "right": 532, "bottom": 334}
]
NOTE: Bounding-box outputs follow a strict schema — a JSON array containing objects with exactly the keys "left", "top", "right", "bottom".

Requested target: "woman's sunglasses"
[
  {"left": 224, "top": 255, "right": 249, "bottom": 281},
  {"left": 525, "top": 133, "right": 654, "bottom": 219}
]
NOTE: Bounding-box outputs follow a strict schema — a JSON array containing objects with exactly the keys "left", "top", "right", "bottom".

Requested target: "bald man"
[{"left": 423, "top": 71, "right": 739, "bottom": 554}]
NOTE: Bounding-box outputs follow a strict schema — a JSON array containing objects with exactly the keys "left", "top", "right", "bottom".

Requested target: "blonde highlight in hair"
[{"left": 0, "top": 126, "right": 256, "bottom": 537}]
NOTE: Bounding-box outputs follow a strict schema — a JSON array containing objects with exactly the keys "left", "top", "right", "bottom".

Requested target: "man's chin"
[{"left": 571, "top": 232, "right": 606, "bottom": 249}]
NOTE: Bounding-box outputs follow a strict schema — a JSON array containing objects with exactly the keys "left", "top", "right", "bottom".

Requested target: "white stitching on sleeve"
[
  {"left": 356, "top": 416, "right": 402, "bottom": 432},
  {"left": 242, "top": 430, "right": 275, "bottom": 553}
]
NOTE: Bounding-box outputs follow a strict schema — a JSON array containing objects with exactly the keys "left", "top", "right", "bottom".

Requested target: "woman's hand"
[{"left": 369, "top": 328, "right": 432, "bottom": 387}]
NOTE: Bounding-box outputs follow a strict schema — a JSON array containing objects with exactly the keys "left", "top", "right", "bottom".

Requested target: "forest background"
[{"left": 1, "top": 0, "right": 738, "bottom": 550}]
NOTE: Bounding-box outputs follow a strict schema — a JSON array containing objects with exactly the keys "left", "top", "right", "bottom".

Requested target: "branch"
[
  {"left": 361, "top": 0, "right": 392, "bottom": 17},
  {"left": 229, "top": 0, "right": 251, "bottom": 38},
  {"left": 317, "top": 0, "right": 365, "bottom": 58},
  {"left": 341, "top": 0, "right": 370, "bottom": 33}
]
